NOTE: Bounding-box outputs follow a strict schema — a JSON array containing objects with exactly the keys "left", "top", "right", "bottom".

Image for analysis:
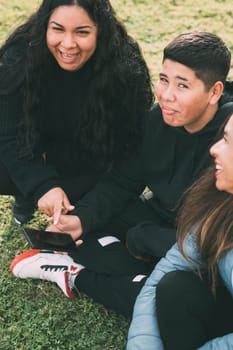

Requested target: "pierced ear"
[{"left": 209, "top": 81, "right": 224, "bottom": 105}]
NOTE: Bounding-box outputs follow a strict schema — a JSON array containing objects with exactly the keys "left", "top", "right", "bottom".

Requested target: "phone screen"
[{"left": 22, "top": 228, "right": 77, "bottom": 251}]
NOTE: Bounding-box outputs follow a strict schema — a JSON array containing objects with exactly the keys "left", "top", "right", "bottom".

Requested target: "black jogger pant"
[
  {"left": 67, "top": 197, "right": 177, "bottom": 318},
  {"left": 156, "top": 270, "right": 233, "bottom": 350},
  {"left": 103, "top": 196, "right": 176, "bottom": 259},
  {"left": 69, "top": 231, "right": 155, "bottom": 318}
]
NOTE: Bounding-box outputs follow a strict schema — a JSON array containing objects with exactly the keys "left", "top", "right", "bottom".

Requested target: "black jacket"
[
  {"left": 0, "top": 58, "right": 107, "bottom": 200},
  {"left": 73, "top": 81, "right": 233, "bottom": 233}
]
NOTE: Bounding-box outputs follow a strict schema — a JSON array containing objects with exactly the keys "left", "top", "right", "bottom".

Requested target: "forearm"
[
  {"left": 0, "top": 137, "right": 60, "bottom": 200},
  {"left": 73, "top": 159, "right": 145, "bottom": 234},
  {"left": 0, "top": 93, "right": 60, "bottom": 199}
]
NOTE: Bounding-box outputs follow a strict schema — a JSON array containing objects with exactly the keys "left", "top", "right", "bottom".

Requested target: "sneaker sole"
[
  {"left": 10, "top": 249, "right": 41, "bottom": 271},
  {"left": 63, "top": 271, "right": 76, "bottom": 298}
]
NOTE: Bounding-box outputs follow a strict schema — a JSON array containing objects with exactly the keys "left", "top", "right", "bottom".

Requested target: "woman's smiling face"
[
  {"left": 210, "top": 114, "right": 233, "bottom": 194},
  {"left": 46, "top": 5, "right": 97, "bottom": 71}
]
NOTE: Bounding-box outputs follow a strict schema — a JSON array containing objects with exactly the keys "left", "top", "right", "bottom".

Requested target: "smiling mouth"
[
  {"left": 215, "top": 164, "right": 223, "bottom": 176},
  {"left": 58, "top": 50, "right": 80, "bottom": 62}
]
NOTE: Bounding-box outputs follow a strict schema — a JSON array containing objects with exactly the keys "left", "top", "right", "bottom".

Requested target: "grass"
[
  {"left": 0, "top": 1, "right": 233, "bottom": 349},
  {"left": 0, "top": 197, "right": 129, "bottom": 350}
]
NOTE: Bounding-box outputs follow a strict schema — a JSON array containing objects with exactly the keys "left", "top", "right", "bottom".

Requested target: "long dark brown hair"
[{"left": 177, "top": 116, "right": 233, "bottom": 292}]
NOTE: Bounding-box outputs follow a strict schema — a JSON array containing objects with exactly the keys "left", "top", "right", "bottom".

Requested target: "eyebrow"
[
  {"left": 159, "top": 73, "right": 189, "bottom": 82},
  {"left": 49, "top": 21, "right": 94, "bottom": 29}
]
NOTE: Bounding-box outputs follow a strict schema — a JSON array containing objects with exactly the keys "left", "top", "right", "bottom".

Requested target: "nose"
[
  {"left": 61, "top": 33, "right": 76, "bottom": 49},
  {"left": 160, "top": 84, "right": 176, "bottom": 102},
  {"left": 209, "top": 138, "right": 221, "bottom": 157}
]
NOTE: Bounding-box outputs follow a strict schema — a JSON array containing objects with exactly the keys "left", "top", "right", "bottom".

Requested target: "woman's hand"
[
  {"left": 38, "top": 187, "right": 75, "bottom": 224},
  {"left": 47, "top": 214, "right": 83, "bottom": 245}
]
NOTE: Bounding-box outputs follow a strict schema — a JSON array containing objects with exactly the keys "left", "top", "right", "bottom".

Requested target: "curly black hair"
[{"left": 0, "top": 0, "right": 154, "bottom": 163}]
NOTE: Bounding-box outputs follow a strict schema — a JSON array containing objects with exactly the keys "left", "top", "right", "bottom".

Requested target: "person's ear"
[{"left": 209, "top": 81, "right": 224, "bottom": 105}]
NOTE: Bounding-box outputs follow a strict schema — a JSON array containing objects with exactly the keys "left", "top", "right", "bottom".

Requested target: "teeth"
[
  {"left": 62, "top": 53, "right": 73, "bottom": 58},
  {"left": 216, "top": 164, "right": 223, "bottom": 170},
  {"left": 60, "top": 51, "right": 78, "bottom": 58}
]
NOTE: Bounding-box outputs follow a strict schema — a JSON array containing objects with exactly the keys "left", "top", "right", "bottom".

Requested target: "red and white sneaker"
[{"left": 10, "top": 249, "right": 84, "bottom": 298}]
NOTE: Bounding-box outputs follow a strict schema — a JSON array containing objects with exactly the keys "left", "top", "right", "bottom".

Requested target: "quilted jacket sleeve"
[{"left": 198, "top": 334, "right": 233, "bottom": 350}]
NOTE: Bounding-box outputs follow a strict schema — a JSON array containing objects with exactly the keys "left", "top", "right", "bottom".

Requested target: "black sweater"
[
  {"left": 73, "top": 82, "right": 233, "bottom": 234},
  {"left": 0, "top": 59, "right": 102, "bottom": 200}
]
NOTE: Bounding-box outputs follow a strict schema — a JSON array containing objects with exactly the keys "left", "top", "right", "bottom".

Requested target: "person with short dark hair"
[
  {"left": 0, "top": 0, "right": 154, "bottom": 224},
  {"left": 127, "top": 112, "right": 233, "bottom": 349},
  {"left": 10, "top": 31, "right": 233, "bottom": 318}
]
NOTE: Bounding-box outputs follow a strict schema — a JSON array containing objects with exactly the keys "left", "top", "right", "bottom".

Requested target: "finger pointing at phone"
[
  {"left": 47, "top": 214, "right": 83, "bottom": 243},
  {"left": 53, "top": 195, "right": 75, "bottom": 225},
  {"left": 37, "top": 187, "right": 75, "bottom": 224}
]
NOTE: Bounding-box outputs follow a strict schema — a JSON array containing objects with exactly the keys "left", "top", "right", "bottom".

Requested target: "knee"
[
  {"left": 126, "top": 226, "right": 141, "bottom": 257},
  {"left": 157, "top": 271, "right": 188, "bottom": 306},
  {"left": 157, "top": 270, "right": 214, "bottom": 313}
]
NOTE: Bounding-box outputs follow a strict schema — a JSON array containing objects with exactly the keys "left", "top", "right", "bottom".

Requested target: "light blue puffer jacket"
[{"left": 127, "top": 235, "right": 233, "bottom": 350}]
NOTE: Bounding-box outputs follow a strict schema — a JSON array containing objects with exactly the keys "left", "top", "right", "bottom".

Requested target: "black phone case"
[{"left": 22, "top": 228, "right": 77, "bottom": 251}]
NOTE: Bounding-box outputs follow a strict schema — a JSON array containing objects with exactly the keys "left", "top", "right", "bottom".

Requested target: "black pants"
[
  {"left": 156, "top": 271, "right": 233, "bottom": 350},
  {"left": 104, "top": 196, "right": 176, "bottom": 259},
  {"left": 66, "top": 197, "right": 176, "bottom": 318},
  {"left": 68, "top": 231, "right": 155, "bottom": 318}
]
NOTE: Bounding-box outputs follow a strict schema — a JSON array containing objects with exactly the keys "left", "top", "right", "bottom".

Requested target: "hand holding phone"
[{"left": 22, "top": 228, "right": 77, "bottom": 251}]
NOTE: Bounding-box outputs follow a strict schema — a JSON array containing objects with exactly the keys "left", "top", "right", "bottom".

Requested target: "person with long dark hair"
[
  {"left": 127, "top": 114, "right": 233, "bottom": 349},
  {"left": 0, "top": 0, "right": 154, "bottom": 224}
]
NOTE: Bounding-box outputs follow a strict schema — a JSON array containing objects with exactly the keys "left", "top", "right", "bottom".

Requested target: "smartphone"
[{"left": 22, "top": 228, "right": 77, "bottom": 251}]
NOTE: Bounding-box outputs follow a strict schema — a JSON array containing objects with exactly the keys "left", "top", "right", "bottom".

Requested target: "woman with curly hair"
[{"left": 0, "top": 0, "right": 154, "bottom": 224}]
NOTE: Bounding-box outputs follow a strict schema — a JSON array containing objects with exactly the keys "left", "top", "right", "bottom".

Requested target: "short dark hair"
[{"left": 163, "top": 31, "right": 231, "bottom": 90}]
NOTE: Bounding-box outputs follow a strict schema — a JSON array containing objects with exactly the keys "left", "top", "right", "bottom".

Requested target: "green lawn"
[{"left": 1, "top": 1, "right": 233, "bottom": 349}]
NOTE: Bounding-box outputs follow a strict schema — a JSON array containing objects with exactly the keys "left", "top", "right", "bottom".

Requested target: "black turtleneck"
[
  {"left": 38, "top": 58, "right": 92, "bottom": 176},
  {"left": 0, "top": 56, "right": 104, "bottom": 201}
]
